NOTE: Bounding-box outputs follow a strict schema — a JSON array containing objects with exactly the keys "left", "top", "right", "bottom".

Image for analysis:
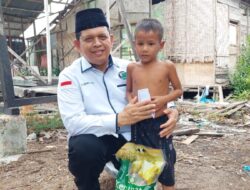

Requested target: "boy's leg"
[
  {"left": 132, "top": 116, "right": 176, "bottom": 188},
  {"left": 162, "top": 184, "right": 175, "bottom": 190},
  {"left": 68, "top": 134, "right": 126, "bottom": 190},
  {"left": 158, "top": 137, "right": 176, "bottom": 189}
]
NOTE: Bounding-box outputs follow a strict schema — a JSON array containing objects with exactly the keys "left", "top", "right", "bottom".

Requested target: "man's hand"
[
  {"left": 159, "top": 108, "right": 178, "bottom": 138},
  {"left": 118, "top": 97, "right": 156, "bottom": 127}
]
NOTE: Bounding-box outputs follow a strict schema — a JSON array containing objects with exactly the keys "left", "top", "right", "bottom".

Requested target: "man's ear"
[
  {"left": 110, "top": 34, "right": 114, "bottom": 44},
  {"left": 73, "top": 39, "right": 80, "bottom": 52}
]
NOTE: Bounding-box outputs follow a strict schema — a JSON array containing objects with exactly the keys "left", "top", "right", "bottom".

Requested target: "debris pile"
[{"left": 173, "top": 100, "right": 250, "bottom": 145}]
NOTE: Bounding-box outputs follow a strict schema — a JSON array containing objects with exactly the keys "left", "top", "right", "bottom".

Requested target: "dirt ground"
[{"left": 0, "top": 104, "right": 250, "bottom": 190}]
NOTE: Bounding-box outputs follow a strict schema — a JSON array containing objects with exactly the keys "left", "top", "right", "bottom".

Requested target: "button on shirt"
[{"left": 57, "top": 56, "right": 131, "bottom": 140}]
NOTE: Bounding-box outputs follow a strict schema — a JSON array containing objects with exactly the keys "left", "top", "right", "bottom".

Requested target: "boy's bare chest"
[{"left": 132, "top": 67, "right": 168, "bottom": 85}]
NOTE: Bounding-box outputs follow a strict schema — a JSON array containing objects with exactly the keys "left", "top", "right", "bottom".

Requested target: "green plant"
[
  {"left": 230, "top": 36, "right": 250, "bottom": 100},
  {"left": 52, "top": 67, "right": 60, "bottom": 76},
  {"left": 26, "top": 113, "right": 63, "bottom": 134},
  {"left": 39, "top": 68, "right": 47, "bottom": 76},
  {"left": 39, "top": 67, "right": 61, "bottom": 76}
]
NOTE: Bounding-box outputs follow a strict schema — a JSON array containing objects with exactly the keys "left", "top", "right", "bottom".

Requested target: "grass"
[
  {"left": 25, "top": 112, "right": 63, "bottom": 134},
  {"left": 230, "top": 36, "right": 250, "bottom": 100}
]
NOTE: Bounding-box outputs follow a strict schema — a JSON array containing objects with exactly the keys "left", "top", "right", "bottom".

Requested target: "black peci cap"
[{"left": 75, "top": 8, "right": 109, "bottom": 33}]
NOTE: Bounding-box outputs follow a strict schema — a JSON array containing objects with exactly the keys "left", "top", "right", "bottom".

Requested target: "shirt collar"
[{"left": 81, "top": 55, "right": 114, "bottom": 73}]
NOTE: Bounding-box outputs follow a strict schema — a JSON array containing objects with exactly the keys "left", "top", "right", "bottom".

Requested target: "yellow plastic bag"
[{"left": 115, "top": 143, "right": 166, "bottom": 190}]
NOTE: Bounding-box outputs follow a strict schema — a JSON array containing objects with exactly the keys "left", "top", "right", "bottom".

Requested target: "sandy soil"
[
  {"left": 0, "top": 125, "right": 249, "bottom": 190},
  {"left": 1, "top": 100, "right": 250, "bottom": 190}
]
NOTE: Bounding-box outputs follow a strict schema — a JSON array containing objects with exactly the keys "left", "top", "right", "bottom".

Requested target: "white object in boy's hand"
[{"left": 137, "top": 88, "right": 155, "bottom": 118}]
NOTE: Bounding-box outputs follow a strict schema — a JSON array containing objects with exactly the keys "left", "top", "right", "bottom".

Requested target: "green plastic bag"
[
  {"left": 115, "top": 159, "right": 156, "bottom": 190},
  {"left": 115, "top": 143, "right": 166, "bottom": 190}
]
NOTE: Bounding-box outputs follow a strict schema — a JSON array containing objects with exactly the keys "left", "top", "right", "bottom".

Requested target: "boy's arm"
[
  {"left": 152, "top": 62, "right": 182, "bottom": 110},
  {"left": 126, "top": 63, "right": 135, "bottom": 102},
  {"left": 164, "top": 61, "right": 183, "bottom": 102},
  {"left": 151, "top": 62, "right": 182, "bottom": 110}
]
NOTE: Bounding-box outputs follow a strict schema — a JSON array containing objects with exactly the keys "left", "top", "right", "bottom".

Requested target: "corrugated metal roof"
[
  {"left": 0, "top": 0, "right": 82, "bottom": 37},
  {"left": 1, "top": 0, "right": 47, "bottom": 36},
  {"left": 1, "top": 0, "right": 44, "bottom": 19}
]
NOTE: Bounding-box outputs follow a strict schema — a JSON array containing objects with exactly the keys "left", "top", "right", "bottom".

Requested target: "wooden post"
[
  {"left": 218, "top": 85, "right": 224, "bottom": 103},
  {"left": 59, "top": 22, "right": 64, "bottom": 69},
  {"left": 149, "top": 0, "right": 152, "bottom": 18},
  {"left": 8, "top": 46, "right": 47, "bottom": 84},
  {"left": 44, "top": 0, "right": 52, "bottom": 84},
  {"left": 116, "top": 0, "right": 139, "bottom": 61}
]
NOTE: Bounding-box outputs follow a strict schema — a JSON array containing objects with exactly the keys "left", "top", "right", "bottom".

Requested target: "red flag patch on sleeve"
[{"left": 60, "top": 81, "right": 72, "bottom": 86}]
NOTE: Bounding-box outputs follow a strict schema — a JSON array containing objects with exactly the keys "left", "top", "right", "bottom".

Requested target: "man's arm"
[
  {"left": 117, "top": 97, "right": 156, "bottom": 127},
  {"left": 58, "top": 71, "right": 156, "bottom": 137},
  {"left": 57, "top": 72, "right": 118, "bottom": 137}
]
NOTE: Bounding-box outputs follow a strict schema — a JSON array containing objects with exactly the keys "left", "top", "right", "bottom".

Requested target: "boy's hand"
[
  {"left": 151, "top": 96, "right": 167, "bottom": 111},
  {"left": 159, "top": 108, "right": 178, "bottom": 138}
]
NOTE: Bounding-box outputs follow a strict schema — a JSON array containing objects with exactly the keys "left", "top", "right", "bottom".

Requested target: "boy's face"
[
  {"left": 74, "top": 26, "right": 114, "bottom": 71},
  {"left": 134, "top": 30, "right": 164, "bottom": 64}
]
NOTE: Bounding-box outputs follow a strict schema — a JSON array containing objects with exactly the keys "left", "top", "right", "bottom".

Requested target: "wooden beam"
[
  {"left": 116, "top": 0, "right": 139, "bottom": 61},
  {"left": 220, "top": 104, "right": 245, "bottom": 117},
  {"left": 214, "top": 101, "right": 247, "bottom": 114},
  {"left": 3, "top": 18, "right": 32, "bottom": 25},
  {"left": 181, "top": 135, "right": 199, "bottom": 145},
  {"left": 7, "top": 46, "right": 47, "bottom": 84},
  {"left": 26, "top": 0, "right": 45, "bottom": 3},
  {"left": 111, "top": 40, "right": 127, "bottom": 55},
  {"left": 51, "top": 0, "right": 74, "bottom": 6},
  {"left": 196, "top": 132, "right": 224, "bottom": 137},
  {"left": 173, "top": 128, "right": 200, "bottom": 136},
  {"left": 4, "top": 27, "right": 23, "bottom": 31},
  {"left": 3, "top": 12, "right": 38, "bottom": 19},
  {"left": 20, "top": 38, "right": 42, "bottom": 58}
]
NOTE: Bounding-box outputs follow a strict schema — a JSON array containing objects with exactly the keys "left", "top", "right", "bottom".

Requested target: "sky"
[{"left": 24, "top": 0, "right": 73, "bottom": 39}]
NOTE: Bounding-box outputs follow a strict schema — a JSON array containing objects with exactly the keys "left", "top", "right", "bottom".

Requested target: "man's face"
[{"left": 74, "top": 26, "right": 113, "bottom": 71}]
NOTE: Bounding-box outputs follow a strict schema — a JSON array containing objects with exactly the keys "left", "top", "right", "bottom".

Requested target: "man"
[{"left": 57, "top": 8, "right": 178, "bottom": 190}]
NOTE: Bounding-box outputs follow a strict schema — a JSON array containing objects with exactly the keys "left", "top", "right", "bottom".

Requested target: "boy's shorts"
[{"left": 131, "top": 115, "right": 176, "bottom": 186}]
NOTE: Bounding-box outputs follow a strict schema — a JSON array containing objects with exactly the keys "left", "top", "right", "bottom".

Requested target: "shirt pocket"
[{"left": 80, "top": 82, "right": 95, "bottom": 97}]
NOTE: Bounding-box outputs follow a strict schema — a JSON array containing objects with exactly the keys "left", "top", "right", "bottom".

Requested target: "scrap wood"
[
  {"left": 220, "top": 104, "right": 245, "bottom": 116},
  {"left": 245, "top": 103, "right": 250, "bottom": 109},
  {"left": 214, "top": 101, "right": 247, "bottom": 115},
  {"left": 181, "top": 135, "right": 199, "bottom": 145},
  {"left": 8, "top": 46, "right": 47, "bottom": 84},
  {"left": 177, "top": 152, "right": 200, "bottom": 161},
  {"left": 25, "top": 146, "right": 56, "bottom": 154},
  {"left": 195, "top": 108, "right": 216, "bottom": 113},
  {"left": 173, "top": 128, "right": 200, "bottom": 136},
  {"left": 178, "top": 101, "right": 228, "bottom": 108},
  {"left": 196, "top": 131, "right": 224, "bottom": 137},
  {"left": 174, "top": 128, "right": 225, "bottom": 137},
  {"left": 224, "top": 94, "right": 233, "bottom": 101},
  {"left": 11, "top": 65, "right": 28, "bottom": 80},
  {"left": 237, "top": 122, "right": 250, "bottom": 127}
]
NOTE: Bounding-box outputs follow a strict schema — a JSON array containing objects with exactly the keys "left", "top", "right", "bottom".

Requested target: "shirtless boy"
[{"left": 126, "top": 18, "right": 182, "bottom": 190}]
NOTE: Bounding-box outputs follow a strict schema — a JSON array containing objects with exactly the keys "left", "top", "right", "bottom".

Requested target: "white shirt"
[{"left": 57, "top": 56, "right": 131, "bottom": 140}]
